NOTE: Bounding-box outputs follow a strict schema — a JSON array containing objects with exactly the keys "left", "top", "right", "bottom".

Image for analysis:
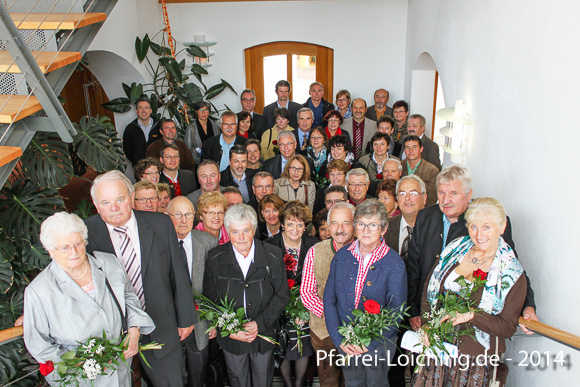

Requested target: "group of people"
[{"left": 21, "top": 79, "right": 538, "bottom": 387}]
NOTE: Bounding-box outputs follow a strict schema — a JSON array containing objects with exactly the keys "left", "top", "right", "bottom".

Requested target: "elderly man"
[
  {"left": 85, "top": 170, "right": 196, "bottom": 386},
  {"left": 301, "top": 202, "right": 355, "bottom": 386},
  {"left": 186, "top": 160, "right": 222, "bottom": 209},
  {"left": 383, "top": 158, "right": 403, "bottom": 181},
  {"left": 293, "top": 108, "right": 314, "bottom": 153},
  {"left": 262, "top": 80, "right": 303, "bottom": 129},
  {"left": 407, "top": 165, "right": 538, "bottom": 332},
  {"left": 324, "top": 200, "right": 406, "bottom": 386},
  {"left": 263, "top": 131, "right": 315, "bottom": 179},
  {"left": 201, "top": 111, "right": 246, "bottom": 171},
  {"left": 302, "top": 82, "right": 334, "bottom": 128},
  {"left": 239, "top": 89, "right": 267, "bottom": 139},
  {"left": 203, "top": 204, "right": 290, "bottom": 387},
  {"left": 133, "top": 180, "right": 159, "bottom": 212},
  {"left": 346, "top": 168, "right": 373, "bottom": 206},
  {"left": 159, "top": 144, "right": 197, "bottom": 197},
  {"left": 404, "top": 114, "right": 441, "bottom": 170},
  {"left": 220, "top": 145, "right": 257, "bottom": 203},
  {"left": 248, "top": 171, "right": 274, "bottom": 212},
  {"left": 146, "top": 118, "right": 195, "bottom": 171},
  {"left": 123, "top": 98, "right": 161, "bottom": 166},
  {"left": 365, "top": 88, "right": 393, "bottom": 122},
  {"left": 341, "top": 98, "right": 377, "bottom": 161},
  {"left": 166, "top": 196, "right": 218, "bottom": 386},
  {"left": 400, "top": 135, "right": 438, "bottom": 206},
  {"left": 391, "top": 100, "right": 409, "bottom": 145}
]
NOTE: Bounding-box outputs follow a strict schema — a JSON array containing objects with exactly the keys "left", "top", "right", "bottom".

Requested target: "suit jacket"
[
  {"left": 123, "top": 117, "right": 161, "bottom": 166},
  {"left": 159, "top": 169, "right": 198, "bottom": 197},
  {"left": 385, "top": 214, "right": 403, "bottom": 254},
  {"left": 220, "top": 166, "right": 258, "bottom": 203},
  {"left": 365, "top": 104, "right": 393, "bottom": 121},
  {"left": 420, "top": 135, "right": 441, "bottom": 170},
  {"left": 146, "top": 139, "right": 196, "bottom": 172},
  {"left": 200, "top": 134, "right": 246, "bottom": 166},
  {"left": 23, "top": 252, "right": 155, "bottom": 386},
  {"left": 250, "top": 111, "right": 268, "bottom": 140},
  {"left": 263, "top": 154, "right": 316, "bottom": 180},
  {"left": 264, "top": 232, "right": 318, "bottom": 285},
  {"left": 340, "top": 117, "right": 378, "bottom": 160},
  {"left": 262, "top": 100, "right": 303, "bottom": 129},
  {"left": 84, "top": 211, "right": 197, "bottom": 359},
  {"left": 203, "top": 239, "right": 290, "bottom": 354},
  {"left": 401, "top": 158, "right": 439, "bottom": 206},
  {"left": 302, "top": 97, "right": 334, "bottom": 127},
  {"left": 274, "top": 177, "right": 316, "bottom": 211}
]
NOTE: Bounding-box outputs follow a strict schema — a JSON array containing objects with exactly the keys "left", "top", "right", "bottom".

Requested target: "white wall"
[{"left": 406, "top": 0, "right": 580, "bottom": 384}]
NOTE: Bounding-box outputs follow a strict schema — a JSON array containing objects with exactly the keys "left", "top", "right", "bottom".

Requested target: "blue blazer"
[{"left": 323, "top": 242, "right": 407, "bottom": 351}]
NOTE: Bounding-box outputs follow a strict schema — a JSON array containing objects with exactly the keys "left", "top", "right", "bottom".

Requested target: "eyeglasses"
[
  {"left": 279, "top": 141, "right": 295, "bottom": 148},
  {"left": 348, "top": 183, "right": 367, "bottom": 189},
  {"left": 204, "top": 210, "right": 225, "bottom": 217},
  {"left": 398, "top": 191, "right": 421, "bottom": 198},
  {"left": 325, "top": 199, "right": 346, "bottom": 205},
  {"left": 163, "top": 155, "right": 180, "bottom": 160},
  {"left": 355, "top": 222, "right": 381, "bottom": 231},
  {"left": 328, "top": 119, "right": 340, "bottom": 123},
  {"left": 310, "top": 136, "right": 324, "bottom": 141},
  {"left": 337, "top": 98, "right": 349, "bottom": 103},
  {"left": 169, "top": 212, "right": 195, "bottom": 219},
  {"left": 242, "top": 98, "right": 255, "bottom": 103},
  {"left": 54, "top": 241, "right": 87, "bottom": 254},
  {"left": 143, "top": 171, "right": 160, "bottom": 176},
  {"left": 135, "top": 196, "right": 159, "bottom": 204},
  {"left": 254, "top": 184, "right": 273, "bottom": 190},
  {"left": 221, "top": 123, "right": 236, "bottom": 128},
  {"left": 289, "top": 166, "right": 304, "bottom": 172}
]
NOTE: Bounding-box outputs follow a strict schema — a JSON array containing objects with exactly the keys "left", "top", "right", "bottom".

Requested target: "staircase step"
[
  {"left": 10, "top": 12, "right": 107, "bottom": 30},
  {"left": 0, "top": 51, "right": 82, "bottom": 74},
  {"left": 0, "top": 146, "right": 23, "bottom": 168},
  {"left": 0, "top": 95, "right": 42, "bottom": 123}
]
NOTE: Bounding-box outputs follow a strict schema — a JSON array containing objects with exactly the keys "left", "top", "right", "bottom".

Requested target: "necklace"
[
  {"left": 470, "top": 249, "right": 494, "bottom": 267},
  {"left": 71, "top": 260, "right": 89, "bottom": 280}
]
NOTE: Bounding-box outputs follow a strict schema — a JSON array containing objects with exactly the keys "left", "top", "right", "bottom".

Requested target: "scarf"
[{"left": 307, "top": 146, "right": 327, "bottom": 170}]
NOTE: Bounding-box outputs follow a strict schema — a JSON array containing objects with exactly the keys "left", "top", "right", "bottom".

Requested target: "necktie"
[
  {"left": 354, "top": 124, "right": 362, "bottom": 159},
  {"left": 302, "top": 134, "right": 308, "bottom": 151},
  {"left": 400, "top": 226, "right": 413, "bottom": 262},
  {"left": 179, "top": 240, "right": 191, "bottom": 283},
  {"left": 114, "top": 226, "right": 145, "bottom": 309}
]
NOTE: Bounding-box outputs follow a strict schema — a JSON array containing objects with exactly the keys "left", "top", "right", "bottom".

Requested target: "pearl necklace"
[{"left": 71, "top": 260, "right": 89, "bottom": 280}]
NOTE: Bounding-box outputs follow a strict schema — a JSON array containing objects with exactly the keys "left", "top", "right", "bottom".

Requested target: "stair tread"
[
  {"left": 10, "top": 12, "right": 107, "bottom": 30},
  {"left": 0, "top": 146, "right": 23, "bottom": 168},
  {"left": 0, "top": 51, "right": 82, "bottom": 74},
  {"left": 0, "top": 95, "right": 42, "bottom": 124}
]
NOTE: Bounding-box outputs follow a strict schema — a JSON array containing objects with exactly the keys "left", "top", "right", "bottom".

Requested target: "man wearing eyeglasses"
[
  {"left": 159, "top": 144, "right": 197, "bottom": 197},
  {"left": 133, "top": 180, "right": 160, "bottom": 212},
  {"left": 247, "top": 171, "right": 274, "bottom": 213},
  {"left": 146, "top": 119, "right": 196, "bottom": 172},
  {"left": 346, "top": 168, "right": 373, "bottom": 206},
  {"left": 201, "top": 111, "right": 246, "bottom": 171},
  {"left": 239, "top": 89, "right": 267, "bottom": 139},
  {"left": 167, "top": 196, "right": 218, "bottom": 386}
]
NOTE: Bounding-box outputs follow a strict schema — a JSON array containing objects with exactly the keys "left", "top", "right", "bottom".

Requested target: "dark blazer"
[
  {"left": 263, "top": 154, "right": 316, "bottom": 180},
  {"left": 251, "top": 112, "right": 268, "bottom": 140},
  {"left": 312, "top": 187, "right": 327, "bottom": 216},
  {"left": 420, "top": 135, "right": 441, "bottom": 170},
  {"left": 302, "top": 98, "right": 334, "bottom": 127},
  {"left": 385, "top": 214, "right": 403, "bottom": 254},
  {"left": 84, "top": 211, "right": 197, "bottom": 360},
  {"left": 263, "top": 100, "right": 303, "bottom": 129},
  {"left": 159, "top": 169, "right": 198, "bottom": 197},
  {"left": 365, "top": 104, "right": 393, "bottom": 121},
  {"left": 220, "top": 166, "right": 258, "bottom": 203},
  {"left": 200, "top": 135, "right": 246, "bottom": 166},
  {"left": 406, "top": 204, "right": 535, "bottom": 318},
  {"left": 203, "top": 240, "right": 290, "bottom": 354},
  {"left": 123, "top": 117, "right": 161, "bottom": 166},
  {"left": 264, "top": 232, "right": 318, "bottom": 285}
]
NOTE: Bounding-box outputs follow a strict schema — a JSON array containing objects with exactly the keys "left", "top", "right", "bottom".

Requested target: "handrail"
[
  {"left": 518, "top": 317, "right": 580, "bottom": 350},
  {"left": 0, "top": 326, "right": 23, "bottom": 345}
]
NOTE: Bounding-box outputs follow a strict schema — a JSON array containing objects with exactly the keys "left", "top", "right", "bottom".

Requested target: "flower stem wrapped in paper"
[{"left": 283, "top": 281, "right": 310, "bottom": 355}]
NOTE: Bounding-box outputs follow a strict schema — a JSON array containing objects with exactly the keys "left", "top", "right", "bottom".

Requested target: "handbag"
[
  {"left": 273, "top": 316, "right": 290, "bottom": 368},
  {"left": 489, "top": 336, "right": 509, "bottom": 386}
]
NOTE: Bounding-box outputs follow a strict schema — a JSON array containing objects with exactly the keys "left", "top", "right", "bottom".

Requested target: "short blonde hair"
[
  {"left": 156, "top": 183, "right": 171, "bottom": 197},
  {"left": 196, "top": 191, "right": 228, "bottom": 221},
  {"left": 465, "top": 197, "right": 506, "bottom": 228},
  {"left": 134, "top": 180, "right": 156, "bottom": 192}
]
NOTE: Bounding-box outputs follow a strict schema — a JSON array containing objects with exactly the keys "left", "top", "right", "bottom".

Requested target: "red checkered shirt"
[
  {"left": 347, "top": 240, "right": 390, "bottom": 308},
  {"left": 300, "top": 240, "right": 339, "bottom": 318}
]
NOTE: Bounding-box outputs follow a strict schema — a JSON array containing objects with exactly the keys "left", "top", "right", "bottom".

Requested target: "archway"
[{"left": 410, "top": 52, "right": 445, "bottom": 140}]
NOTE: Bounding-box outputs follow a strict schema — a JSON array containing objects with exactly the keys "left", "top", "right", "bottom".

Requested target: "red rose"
[
  {"left": 195, "top": 303, "right": 199, "bottom": 310},
  {"left": 284, "top": 254, "right": 298, "bottom": 271},
  {"left": 287, "top": 279, "right": 296, "bottom": 289},
  {"left": 39, "top": 360, "right": 54, "bottom": 376},
  {"left": 363, "top": 299, "right": 381, "bottom": 314},
  {"left": 325, "top": 173, "right": 329, "bottom": 178},
  {"left": 376, "top": 174, "right": 383, "bottom": 179},
  {"left": 473, "top": 268, "right": 488, "bottom": 281},
  {"left": 272, "top": 140, "right": 278, "bottom": 145}
]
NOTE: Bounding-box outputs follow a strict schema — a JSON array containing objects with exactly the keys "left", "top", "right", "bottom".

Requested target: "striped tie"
[
  {"left": 354, "top": 125, "right": 362, "bottom": 159},
  {"left": 400, "top": 226, "right": 413, "bottom": 262},
  {"left": 179, "top": 240, "right": 192, "bottom": 284},
  {"left": 114, "top": 226, "right": 145, "bottom": 309}
]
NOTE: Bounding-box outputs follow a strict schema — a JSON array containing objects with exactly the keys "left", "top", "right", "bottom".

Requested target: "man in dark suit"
[
  {"left": 262, "top": 80, "right": 303, "bottom": 129},
  {"left": 302, "top": 82, "right": 334, "bottom": 128},
  {"left": 220, "top": 145, "right": 257, "bottom": 203},
  {"left": 406, "top": 165, "right": 538, "bottom": 332},
  {"left": 263, "top": 131, "right": 315, "bottom": 179},
  {"left": 240, "top": 89, "right": 267, "bottom": 139},
  {"left": 292, "top": 108, "right": 314, "bottom": 154},
  {"left": 123, "top": 98, "right": 161, "bottom": 166},
  {"left": 201, "top": 111, "right": 246, "bottom": 172},
  {"left": 85, "top": 170, "right": 196, "bottom": 386},
  {"left": 401, "top": 135, "right": 439, "bottom": 206},
  {"left": 402, "top": 114, "right": 441, "bottom": 170},
  {"left": 365, "top": 88, "right": 393, "bottom": 122},
  {"left": 159, "top": 144, "right": 197, "bottom": 197},
  {"left": 146, "top": 118, "right": 196, "bottom": 171},
  {"left": 167, "top": 196, "right": 219, "bottom": 386}
]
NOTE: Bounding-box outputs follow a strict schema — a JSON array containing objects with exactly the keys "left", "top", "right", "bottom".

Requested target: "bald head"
[
  {"left": 374, "top": 89, "right": 389, "bottom": 109},
  {"left": 167, "top": 196, "right": 195, "bottom": 239}
]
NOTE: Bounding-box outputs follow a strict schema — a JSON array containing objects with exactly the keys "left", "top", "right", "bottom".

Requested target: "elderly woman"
[
  {"left": 376, "top": 179, "right": 401, "bottom": 218},
  {"left": 328, "top": 134, "right": 354, "bottom": 166},
  {"left": 134, "top": 157, "right": 162, "bottom": 183},
  {"left": 24, "top": 212, "right": 155, "bottom": 386},
  {"left": 274, "top": 154, "right": 316, "bottom": 211},
  {"left": 412, "top": 198, "right": 527, "bottom": 386},
  {"left": 305, "top": 127, "right": 328, "bottom": 186},
  {"left": 324, "top": 110, "right": 351, "bottom": 144},
  {"left": 203, "top": 204, "right": 290, "bottom": 387},
  {"left": 244, "top": 138, "right": 263, "bottom": 170},
  {"left": 184, "top": 101, "right": 219, "bottom": 165},
  {"left": 335, "top": 89, "right": 352, "bottom": 119},
  {"left": 258, "top": 194, "right": 285, "bottom": 240},
  {"left": 156, "top": 183, "right": 171, "bottom": 213},
  {"left": 265, "top": 201, "right": 318, "bottom": 387},
  {"left": 324, "top": 199, "right": 406, "bottom": 386},
  {"left": 355, "top": 132, "right": 396, "bottom": 181},
  {"left": 261, "top": 107, "right": 294, "bottom": 160},
  {"left": 195, "top": 191, "right": 230, "bottom": 245},
  {"left": 237, "top": 111, "right": 257, "bottom": 139}
]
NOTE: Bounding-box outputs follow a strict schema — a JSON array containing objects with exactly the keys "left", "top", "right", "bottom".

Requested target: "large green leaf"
[
  {"left": 0, "top": 180, "right": 64, "bottom": 245},
  {"left": 220, "top": 78, "right": 237, "bottom": 95},
  {"left": 159, "top": 57, "right": 185, "bottom": 83},
  {"left": 0, "top": 290, "right": 24, "bottom": 327},
  {"left": 191, "top": 64, "right": 208, "bottom": 75},
  {"left": 20, "top": 133, "right": 73, "bottom": 189},
  {"left": 102, "top": 97, "right": 132, "bottom": 113},
  {"left": 135, "top": 34, "right": 150, "bottom": 63},
  {"left": 0, "top": 259, "right": 13, "bottom": 294},
  {"left": 21, "top": 239, "right": 50, "bottom": 270},
  {"left": 0, "top": 342, "right": 20, "bottom": 383},
  {"left": 150, "top": 41, "right": 172, "bottom": 56},
  {"left": 73, "top": 116, "right": 126, "bottom": 173},
  {"left": 205, "top": 83, "right": 226, "bottom": 100},
  {"left": 129, "top": 82, "right": 144, "bottom": 104},
  {"left": 185, "top": 44, "right": 207, "bottom": 58},
  {"left": 175, "top": 83, "right": 203, "bottom": 106},
  {"left": 122, "top": 82, "right": 131, "bottom": 98}
]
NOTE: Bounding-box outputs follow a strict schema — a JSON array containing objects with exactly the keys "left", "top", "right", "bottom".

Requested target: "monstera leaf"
[
  {"left": 20, "top": 133, "right": 73, "bottom": 189},
  {"left": 0, "top": 180, "right": 64, "bottom": 246},
  {"left": 0, "top": 342, "right": 20, "bottom": 383},
  {"left": 102, "top": 97, "right": 132, "bottom": 113},
  {"left": 73, "top": 116, "right": 126, "bottom": 173},
  {"left": 0, "top": 259, "right": 13, "bottom": 294},
  {"left": 0, "top": 290, "right": 23, "bottom": 327},
  {"left": 21, "top": 240, "right": 50, "bottom": 270}
]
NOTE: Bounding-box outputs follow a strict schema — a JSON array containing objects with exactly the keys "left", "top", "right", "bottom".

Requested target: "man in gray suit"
[
  {"left": 365, "top": 88, "right": 393, "bottom": 121},
  {"left": 167, "top": 196, "right": 218, "bottom": 386}
]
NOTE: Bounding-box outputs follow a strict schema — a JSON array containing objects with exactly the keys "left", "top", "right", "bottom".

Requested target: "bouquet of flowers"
[
  {"left": 196, "top": 293, "right": 277, "bottom": 344},
  {"left": 283, "top": 281, "right": 310, "bottom": 355},
  {"left": 338, "top": 299, "right": 409, "bottom": 349},
  {"left": 38, "top": 330, "right": 163, "bottom": 386}
]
